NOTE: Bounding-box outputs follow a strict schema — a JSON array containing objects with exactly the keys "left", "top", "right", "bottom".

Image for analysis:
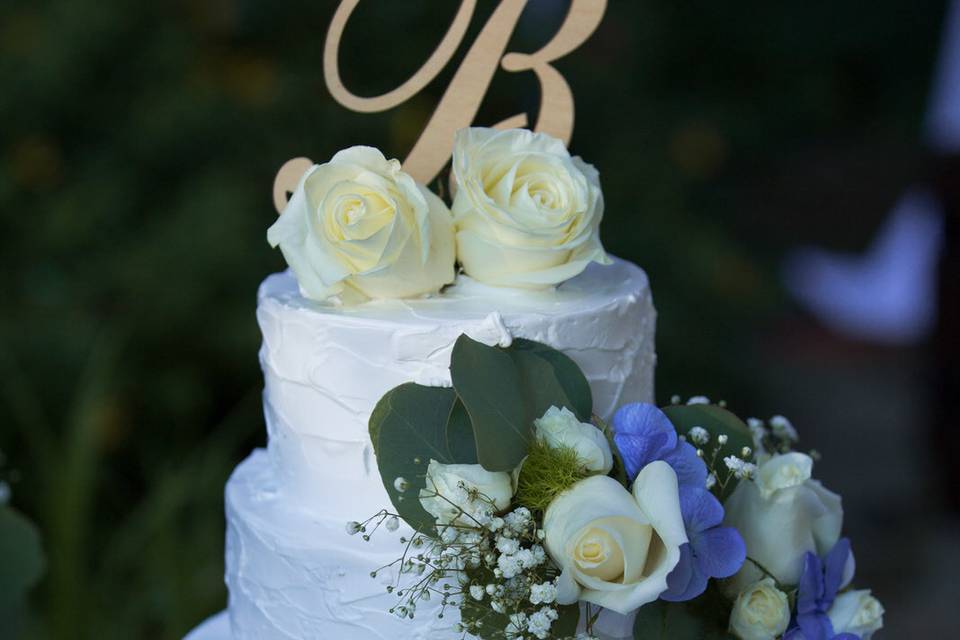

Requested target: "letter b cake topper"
[{"left": 273, "top": 0, "right": 606, "bottom": 212}]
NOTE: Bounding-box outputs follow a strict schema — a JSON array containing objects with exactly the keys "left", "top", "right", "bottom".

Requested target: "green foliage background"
[{"left": 0, "top": 0, "right": 944, "bottom": 638}]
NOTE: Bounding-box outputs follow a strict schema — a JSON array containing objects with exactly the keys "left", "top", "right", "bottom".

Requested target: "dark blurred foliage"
[{"left": 0, "top": 0, "right": 949, "bottom": 638}]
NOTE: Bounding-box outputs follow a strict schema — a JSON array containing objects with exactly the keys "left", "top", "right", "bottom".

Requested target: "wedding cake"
[{"left": 187, "top": 128, "right": 884, "bottom": 640}]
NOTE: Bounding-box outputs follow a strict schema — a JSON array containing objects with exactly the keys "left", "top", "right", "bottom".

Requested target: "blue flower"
[
  {"left": 611, "top": 403, "right": 706, "bottom": 489},
  {"left": 786, "top": 538, "right": 855, "bottom": 640},
  {"left": 661, "top": 485, "right": 746, "bottom": 601},
  {"left": 785, "top": 630, "right": 859, "bottom": 640},
  {"left": 611, "top": 403, "right": 745, "bottom": 602}
]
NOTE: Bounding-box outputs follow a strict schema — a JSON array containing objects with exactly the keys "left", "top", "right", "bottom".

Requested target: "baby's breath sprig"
[
  {"left": 350, "top": 482, "right": 577, "bottom": 639},
  {"left": 686, "top": 426, "right": 756, "bottom": 494},
  {"left": 747, "top": 414, "right": 800, "bottom": 457}
]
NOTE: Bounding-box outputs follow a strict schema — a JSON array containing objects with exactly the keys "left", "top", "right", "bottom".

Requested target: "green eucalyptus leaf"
[
  {"left": 369, "top": 383, "right": 459, "bottom": 535},
  {"left": 553, "top": 603, "right": 581, "bottom": 638},
  {"left": 511, "top": 338, "right": 592, "bottom": 420},
  {"left": 662, "top": 404, "right": 753, "bottom": 499},
  {"left": 446, "top": 398, "right": 478, "bottom": 464},
  {"left": 0, "top": 505, "right": 46, "bottom": 622},
  {"left": 633, "top": 599, "right": 702, "bottom": 639},
  {"left": 633, "top": 588, "right": 735, "bottom": 640},
  {"left": 509, "top": 348, "right": 574, "bottom": 427},
  {"left": 450, "top": 335, "right": 529, "bottom": 472}
]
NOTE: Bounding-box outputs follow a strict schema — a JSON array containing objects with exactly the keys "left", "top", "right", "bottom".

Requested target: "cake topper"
[{"left": 273, "top": 0, "right": 607, "bottom": 213}]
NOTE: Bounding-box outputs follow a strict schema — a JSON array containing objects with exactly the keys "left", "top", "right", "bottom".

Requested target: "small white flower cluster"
[
  {"left": 747, "top": 414, "right": 801, "bottom": 458},
  {"left": 350, "top": 497, "right": 569, "bottom": 638},
  {"left": 460, "top": 506, "right": 566, "bottom": 638},
  {"left": 723, "top": 455, "right": 758, "bottom": 480},
  {"left": 505, "top": 606, "right": 561, "bottom": 639},
  {"left": 687, "top": 426, "right": 710, "bottom": 445},
  {"left": 682, "top": 412, "right": 758, "bottom": 494}
]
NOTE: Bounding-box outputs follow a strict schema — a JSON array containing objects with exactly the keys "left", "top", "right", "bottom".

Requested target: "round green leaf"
[
  {"left": 369, "top": 383, "right": 459, "bottom": 535},
  {"left": 511, "top": 338, "right": 592, "bottom": 420},
  {"left": 662, "top": 404, "right": 754, "bottom": 499},
  {"left": 450, "top": 335, "right": 529, "bottom": 472},
  {"left": 0, "top": 505, "right": 46, "bottom": 616}
]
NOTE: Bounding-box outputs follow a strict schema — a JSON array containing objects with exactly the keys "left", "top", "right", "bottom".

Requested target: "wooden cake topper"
[{"left": 273, "top": 0, "right": 607, "bottom": 213}]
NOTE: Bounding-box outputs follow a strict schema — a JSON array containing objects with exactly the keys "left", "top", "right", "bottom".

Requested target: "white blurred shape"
[
  {"left": 784, "top": 190, "right": 944, "bottom": 344},
  {"left": 927, "top": 0, "right": 960, "bottom": 152},
  {"left": 783, "top": 2, "right": 959, "bottom": 344}
]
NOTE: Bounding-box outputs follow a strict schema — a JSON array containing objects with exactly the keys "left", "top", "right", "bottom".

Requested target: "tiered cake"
[
  {"left": 186, "top": 129, "right": 885, "bottom": 640},
  {"left": 190, "top": 255, "right": 656, "bottom": 639}
]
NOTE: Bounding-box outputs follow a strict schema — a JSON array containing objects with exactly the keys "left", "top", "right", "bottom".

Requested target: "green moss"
[{"left": 515, "top": 439, "right": 591, "bottom": 512}]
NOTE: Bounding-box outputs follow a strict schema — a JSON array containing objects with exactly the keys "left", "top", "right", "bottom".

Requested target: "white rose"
[
  {"left": 419, "top": 459, "right": 513, "bottom": 525},
  {"left": 828, "top": 589, "right": 884, "bottom": 639},
  {"left": 451, "top": 127, "right": 610, "bottom": 288},
  {"left": 267, "top": 146, "right": 455, "bottom": 303},
  {"left": 729, "top": 578, "right": 791, "bottom": 640},
  {"left": 534, "top": 406, "right": 613, "bottom": 474},
  {"left": 543, "top": 462, "right": 687, "bottom": 614},
  {"left": 723, "top": 453, "right": 843, "bottom": 594}
]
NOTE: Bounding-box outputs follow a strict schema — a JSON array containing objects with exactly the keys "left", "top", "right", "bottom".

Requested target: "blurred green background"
[{"left": 1, "top": 0, "right": 955, "bottom": 638}]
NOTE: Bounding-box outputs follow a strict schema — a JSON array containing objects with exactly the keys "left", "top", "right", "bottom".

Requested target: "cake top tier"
[
  {"left": 258, "top": 256, "right": 648, "bottom": 335},
  {"left": 257, "top": 256, "right": 655, "bottom": 419}
]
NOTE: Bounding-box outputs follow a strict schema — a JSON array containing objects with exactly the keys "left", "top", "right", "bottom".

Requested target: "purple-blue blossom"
[
  {"left": 611, "top": 403, "right": 706, "bottom": 489},
  {"left": 661, "top": 485, "right": 745, "bottom": 601},
  {"left": 786, "top": 538, "right": 855, "bottom": 640},
  {"left": 611, "top": 403, "right": 746, "bottom": 602}
]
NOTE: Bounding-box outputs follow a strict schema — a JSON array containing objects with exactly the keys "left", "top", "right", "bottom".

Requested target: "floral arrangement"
[
  {"left": 267, "top": 128, "right": 609, "bottom": 303},
  {"left": 349, "top": 335, "right": 885, "bottom": 640}
]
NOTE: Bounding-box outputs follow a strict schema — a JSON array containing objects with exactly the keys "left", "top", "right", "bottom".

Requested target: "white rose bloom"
[
  {"left": 828, "top": 589, "right": 884, "bottom": 639},
  {"left": 267, "top": 146, "right": 455, "bottom": 303},
  {"left": 451, "top": 127, "right": 610, "bottom": 288},
  {"left": 543, "top": 462, "right": 687, "bottom": 615},
  {"left": 535, "top": 406, "right": 613, "bottom": 474},
  {"left": 723, "top": 453, "right": 843, "bottom": 594},
  {"left": 419, "top": 459, "right": 513, "bottom": 525},
  {"left": 729, "top": 578, "right": 791, "bottom": 640}
]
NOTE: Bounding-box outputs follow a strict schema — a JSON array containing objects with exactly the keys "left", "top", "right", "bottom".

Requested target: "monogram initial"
[{"left": 273, "top": 0, "right": 606, "bottom": 212}]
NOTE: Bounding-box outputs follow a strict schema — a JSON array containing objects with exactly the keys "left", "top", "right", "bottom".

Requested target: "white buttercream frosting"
[
  {"left": 226, "top": 450, "right": 461, "bottom": 639},
  {"left": 218, "top": 256, "right": 657, "bottom": 639}
]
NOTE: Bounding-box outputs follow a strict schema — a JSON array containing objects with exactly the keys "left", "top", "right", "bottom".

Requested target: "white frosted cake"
[
  {"left": 189, "top": 129, "right": 887, "bottom": 640},
  {"left": 188, "top": 256, "right": 657, "bottom": 639}
]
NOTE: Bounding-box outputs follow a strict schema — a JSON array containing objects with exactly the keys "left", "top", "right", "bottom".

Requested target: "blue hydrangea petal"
[
  {"left": 692, "top": 526, "right": 746, "bottom": 579},
  {"left": 612, "top": 403, "right": 678, "bottom": 480},
  {"left": 798, "top": 612, "right": 834, "bottom": 640},
  {"left": 660, "top": 440, "right": 708, "bottom": 489},
  {"left": 796, "top": 552, "right": 825, "bottom": 617},
  {"left": 660, "top": 543, "right": 708, "bottom": 602},
  {"left": 678, "top": 485, "right": 724, "bottom": 534},
  {"left": 823, "top": 538, "right": 851, "bottom": 604}
]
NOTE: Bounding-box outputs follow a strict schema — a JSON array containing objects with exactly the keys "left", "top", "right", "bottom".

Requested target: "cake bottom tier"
[
  {"left": 195, "top": 450, "right": 638, "bottom": 640},
  {"left": 222, "top": 449, "right": 460, "bottom": 640}
]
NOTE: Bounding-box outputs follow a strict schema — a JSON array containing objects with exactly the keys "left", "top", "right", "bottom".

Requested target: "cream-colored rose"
[
  {"left": 543, "top": 462, "right": 687, "bottom": 615},
  {"left": 828, "top": 590, "right": 884, "bottom": 639},
  {"left": 723, "top": 453, "right": 843, "bottom": 595},
  {"left": 267, "top": 146, "right": 455, "bottom": 303},
  {"left": 729, "top": 578, "right": 791, "bottom": 640},
  {"left": 451, "top": 127, "right": 610, "bottom": 288},
  {"left": 535, "top": 406, "right": 613, "bottom": 474},
  {"left": 419, "top": 459, "right": 513, "bottom": 525}
]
